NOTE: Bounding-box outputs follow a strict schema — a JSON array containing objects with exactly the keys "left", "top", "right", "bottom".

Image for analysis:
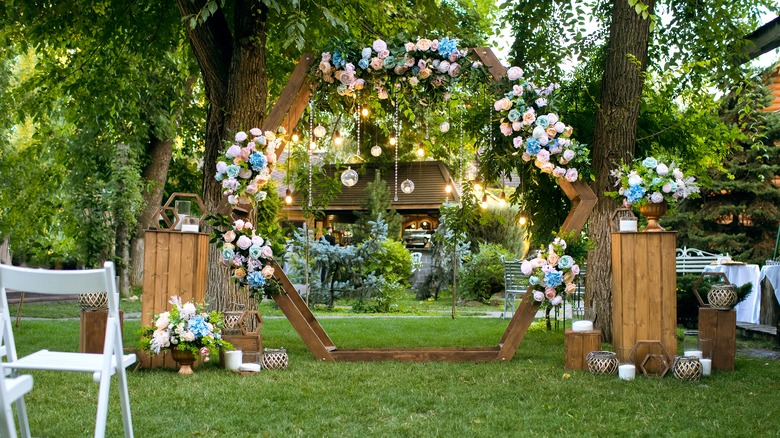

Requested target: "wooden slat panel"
[
  {"left": 141, "top": 232, "right": 158, "bottom": 326},
  {"left": 660, "top": 233, "right": 677, "bottom": 353},
  {"left": 699, "top": 308, "right": 735, "bottom": 371},
  {"left": 469, "top": 47, "right": 506, "bottom": 81},
  {"left": 564, "top": 330, "right": 601, "bottom": 370}
]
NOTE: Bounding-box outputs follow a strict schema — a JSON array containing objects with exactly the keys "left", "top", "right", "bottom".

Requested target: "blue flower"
[
  {"left": 226, "top": 165, "right": 241, "bottom": 178},
  {"left": 249, "top": 244, "right": 262, "bottom": 259},
  {"left": 535, "top": 115, "right": 549, "bottom": 127},
  {"left": 221, "top": 247, "right": 234, "bottom": 262},
  {"left": 651, "top": 177, "right": 661, "bottom": 186},
  {"left": 247, "top": 271, "right": 266, "bottom": 288},
  {"left": 437, "top": 37, "right": 458, "bottom": 59},
  {"left": 507, "top": 109, "right": 521, "bottom": 122},
  {"left": 215, "top": 172, "right": 224, "bottom": 182},
  {"left": 544, "top": 270, "right": 563, "bottom": 288},
  {"left": 249, "top": 153, "right": 267, "bottom": 171},
  {"left": 383, "top": 56, "right": 396, "bottom": 69},
  {"left": 558, "top": 255, "right": 574, "bottom": 269},
  {"left": 529, "top": 276, "right": 539, "bottom": 286},
  {"left": 358, "top": 58, "right": 369, "bottom": 70},
  {"left": 642, "top": 157, "right": 658, "bottom": 169},
  {"left": 332, "top": 51, "right": 346, "bottom": 69},
  {"left": 188, "top": 316, "right": 210, "bottom": 338},
  {"left": 625, "top": 185, "right": 646, "bottom": 204},
  {"left": 525, "top": 138, "right": 541, "bottom": 155}
]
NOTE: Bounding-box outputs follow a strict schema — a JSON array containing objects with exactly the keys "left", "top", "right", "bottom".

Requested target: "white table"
[
  {"left": 760, "top": 265, "right": 780, "bottom": 302},
  {"left": 703, "top": 264, "right": 761, "bottom": 324}
]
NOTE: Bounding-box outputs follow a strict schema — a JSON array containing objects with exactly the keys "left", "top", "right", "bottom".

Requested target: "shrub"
[
  {"left": 366, "top": 239, "right": 412, "bottom": 285},
  {"left": 457, "top": 243, "right": 512, "bottom": 303}
]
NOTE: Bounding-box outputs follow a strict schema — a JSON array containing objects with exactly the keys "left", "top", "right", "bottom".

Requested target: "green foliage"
[
  {"left": 418, "top": 201, "right": 473, "bottom": 300},
  {"left": 467, "top": 203, "right": 528, "bottom": 258},
  {"left": 353, "top": 170, "right": 403, "bottom": 243},
  {"left": 365, "top": 239, "right": 412, "bottom": 285},
  {"left": 457, "top": 242, "right": 511, "bottom": 302}
]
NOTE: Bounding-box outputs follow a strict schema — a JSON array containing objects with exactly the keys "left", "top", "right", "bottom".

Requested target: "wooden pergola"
[{"left": 262, "top": 47, "right": 597, "bottom": 362}]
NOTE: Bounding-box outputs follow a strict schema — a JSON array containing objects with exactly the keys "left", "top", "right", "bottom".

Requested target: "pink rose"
[
  {"left": 533, "top": 291, "right": 545, "bottom": 302},
  {"left": 404, "top": 42, "right": 416, "bottom": 52},
  {"left": 238, "top": 167, "right": 252, "bottom": 179},
  {"left": 550, "top": 295, "right": 563, "bottom": 306},
  {"left": 234, "top": 219, "right": 245, "bottom": 230},
  {"left": 521, "top": 261, "right": 534, "bottom": 275},
  {"left": 512, "top": 84, "right": 523, "bottom": 96},
  {"left": 506, "top": 66, "right": 524, "bottom": 80},
  {"left": 418, "top": 68, "right": 432, "bottom": 79},
  {"left": 545, "top": 288, "right": 556, "bottom": 300},
  {"left": 500, "top": 123, "right": 513, "bottom": 136},
  {"left": 565, "top": 168, "right": 579, "bottom": 182},
  {"left": 261, "top": 245, "right": 274, "bottom": 259},
  {"left": 437, "top": 60, "right": 450, "bottom": 73},
  {"left": 522, "top": 110, "right": 536, "bottom": 125},
  {"left": 499, "top": 98, "right": 513, "bottom": 111},
  {"left": 512, "top": 121, "right": 523, "bottom": 131},
  {"left": 553, "top": 167, "right": 566, "bottom": 178},
  {"left": 430, "top": 39, "right": 439, "bottom": 50},
  {"left": 416, "top": 38, "right": 431, "bottom": 51},
  {"left": 565, "top": 282, "right": 577, "bottom": 294},
  {"left": 513, "top": 136, "right": 524, "bottom": 148},
  {"left": 235, "top": 131, "right": 248, "bottom": 143},
  {"left": 448, "top": 63, "right": 461, "bottom": 77},
  {"left": 250, "top": 127, "right": 262, "bottom": 137},
  {"left": 261, "top": 265, "right": 275, "bottom": 279},
  {"left": 522, "top": 153, "right": 532, "bottom": 162},
  {"left": 540, "top": 162, "right": 555, "bottom": 173},
  {"left": 223, "top": 230, "right": 236, "bottom": 243},
  {"left": 226, "top": 145, "right": 241, "bottom": 158},
  {"left": 237, "top": 236, "right": 252, "bottom": 250},
  {"left": 266, "top": 152, "right": 276, "bottom": 165},
  {"left": 155, "top": 312, "right": 170, "bottom": 330},
  {"left": 370, "top": 57, "right": 384, "bottom": 71},
  {"left": 321, "top": 52, "right": 331, "bottom": 62},
  {"left": 372, "top": 39, "right": 387, "bottom": 52},
  {"left": 547, "top": 253, "right": 560, "bottom": 265},
  {"left": 216, "top": 161, "right": 228, "bottom": 173},
  {"left": 536, "top": 149, "right": 550, "bottom": 163},
  {"left": 245, "top": 183, "right": 258, "bottom": 195},
  {"left": 563, "top": 149, "right": 575, "bottom": 161},
  {"left": 571, "top": 264, "right": 580, "bottom": 275},
  {"left": 555, "top": 122, "right": 566, "bottom": 133}
]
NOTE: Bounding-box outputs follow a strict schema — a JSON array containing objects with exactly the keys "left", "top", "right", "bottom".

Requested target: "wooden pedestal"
[
  {"left": 698, "top": 308, "right": 736, "bottom": 371},
  {"left": 564, "top": 330, "right": 601, "bottom": 370},
  {"left": 141, "top": 230, "right": 209, "bottom": 368},
  {"left": 611, "top": 232, "right": 677, "bottom": 359},
  {"left": 79, "top": 310, "right": 124, "bottom": 354}
]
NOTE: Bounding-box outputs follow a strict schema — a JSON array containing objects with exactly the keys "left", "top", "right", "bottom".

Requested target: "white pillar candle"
[
  {"left": 684, "top": 350, "right": 703, "bottom": 359},
  {"left": 619, "top": 219, "right": 637, "bottom": 232},
  {"left": 701, "top": 359, "right": 712, "bottom": 376},
  {"left": 571, "top": 320, "right": 594, "bottom": 332},
  {"left": 224, "top": 351, "right": 242, "bottom": 371},
  {"left": 618, "top": 364, "right": 636, "bottom": 380},
  {"left": 182, "top": 223, "right": 200, "bottom": 233}
]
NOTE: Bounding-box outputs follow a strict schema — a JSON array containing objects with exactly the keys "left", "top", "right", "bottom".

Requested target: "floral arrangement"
[
  {"left": 314, "top": 36, "right": 488, "bottom": 98},
  {"left": 215, "top": 218, "right": 277, "bottom": 298},
  {"left": 520, "top": 232, "right": 593, "bottom": 307},
  {"left": 214, "top": 127, "right": 285, "bottom": 207},
  {"left": 493, "top": 68, "right": 589, "bottom": 181},
  {"left": 608, "top": 156, "right": 700, "bottom": 207},
  {"left": 139, "top": 296, "right": 232, "bottom": 358}
]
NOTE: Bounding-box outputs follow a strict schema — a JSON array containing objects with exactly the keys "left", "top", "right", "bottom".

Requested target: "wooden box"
[
  {"left": 611, "top": 232, "right": 677, "bottom": 359},
  {"left": 564, "top": 330, "right": 601, "bottom": 370},
  {"left": 79, "top": 309, "right": 124, "bottom": 354},
  {"left": 698, "top": 307, "right": 735, "bottom": 371},
  {"left": 141, "top": 230, "right": 209, "bottom": 368},
  {"left": 220, "top": 334, "right": 263, "bottom": 367}
]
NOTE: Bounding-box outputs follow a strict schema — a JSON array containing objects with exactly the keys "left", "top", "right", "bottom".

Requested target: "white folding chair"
[
  {"left": 0, "top": 262, "right": 135, "bottom": 438},
  {"left": 0, "top": 323, "right": 32, "bottom": 438}
]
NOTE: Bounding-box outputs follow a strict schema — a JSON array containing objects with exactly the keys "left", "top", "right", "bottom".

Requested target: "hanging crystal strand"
[
  {"left": 308, "top": 100, "right": 314, "bottom": 208},
  {"left": 356, "top": 91, "right": 361, "bottom": 157},
  {"left": 394, "top": 98, "right": 399, "bottom": 202}
]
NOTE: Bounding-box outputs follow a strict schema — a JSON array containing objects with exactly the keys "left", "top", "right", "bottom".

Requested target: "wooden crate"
[
  {"left": 220, "top": 334, "right": 263, "bottom": 367},
  {"left": 564, "top": 330, "right": 601, "bottom": 370},
  {"left": 141, "top": 230, "right": 209, "bottom": 368},
  {"left": 79, "top": 310, "right": 124, "bottom": 354},
  {"left": 698, "top": 307, "right": 735, "bottom": 371},
  {"left": 611, "top": 232, "right": 677, "bottom": 359}
]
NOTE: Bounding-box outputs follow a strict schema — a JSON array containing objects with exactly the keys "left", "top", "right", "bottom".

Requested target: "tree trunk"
[
  {"left": 178, "top": 0, "right": 270, "bottom": 311},
  {"left": 588, "top": 0, "right": 655, "bottom": 343},
  {"left": 130, "top": 134, "right": 174, "bottom": 288},
  {"left": 115, "top": 143, "right": 131, "bottom": 295}
]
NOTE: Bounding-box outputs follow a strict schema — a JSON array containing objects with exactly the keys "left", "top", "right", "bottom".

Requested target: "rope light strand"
[
  {"left": 394, "top": 98, "right": 399, "bottom": 202},
  {"left": 308, "top": 100, "right": 314, "bottom": 208}
]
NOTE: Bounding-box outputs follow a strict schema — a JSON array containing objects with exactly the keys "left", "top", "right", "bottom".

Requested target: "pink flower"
[
  {"left": 437, "top": 60, "right": 450, "bottom": 73},
  {"left": 522, "top": 110, "right": 536, "bottom": 125},
  {"left": 533, "top": 291, "right": 545, "bottom": 302},
  {"left": 261, "top": 245, "right": 274, "bottom": 259},
  {"left": 662, "top": 183, "right": 673, "bottom": 193},
  {"left": 512, "top": 84, "right": 523, "bottom": 96},
  {"left": 235, "top": 131, "right": 248, "bottom": 142},
  {"left": 266, "top": 152, "right": 276, "bottom": 165},
  {"left": 418, "top": 68, "right": 432, "bottom": 79},
  {"left": 540, "top": 162, "right": 555, "bottom": 173},
  {"left": 563, "top": 149, "right": 575, "bottom": 161},
  {"left": 226, "top": 145, "right": 241, "bottom": 158},
  {"left": 553, "top": 167, "right": 566, "bottom": 178},
  {"left": 499, "top": 98, "right": 513, "bottom": 111},
  {"left": 250, "top": 127, "right": 262, "bottom": 137},
  {"left": 223, "top": 230, "right": 236, "bottom": 243},
  {"left": 251, "top": 236, "right": 264, "bottom": 246},
  {"left": 656, "top": 163, "right": 669, "bottom": 176},
  {"left": 448, "top": 63, "right": 461, "bottom": 77},
  {"left": 571, "top": 264, "right": 580, "bottom": 275},
  {"left": 555, "top": 122, "right": 566, "bottom": 133},
  {"left": 512, "top": 121, "right": 523, "bottom": 131},
  {"left": 416, "top": 38, "right": 431, "bottom": 51},
  {"left": 565, "top": 282, "right": 577, "bottom": 294},
  {"left": 234, "top": 219, "right": 245, "bottom": 230},
  {"left": 536, "top": 149, "right": 550, "bottom": 163},
  {"left": 550, "top": 295, "right": 563, "bottom": 306},
  {"left": 545, "top": 288, "right": 556, "bottom": 300},
  {"left": 521, "top": 261, "right": 534, "bottom": 275},
  {"left": 372, "top": 39, "right": 387, "bottom": 52},
  {"left": 238, "top": 167, "right": 252, "bottom": 179},
  {"left": 377, "top": 49, "right": 390, "bottom": 59},
  {"left": 522, "top": 153, "right": 532, "bottom": 162},
  {"left": 370, "top": 57, "right": 384, "bottom": 71},
  {"left": 245, "top": 183, "right": 258, "bottom": 195},
  {"left": 500, "top": 123, "right": 513, "bottom": 136},
  {"left": 216, "top": 161, "right": 228, "bottom": 173},
  {"left": 507, "top": 66, "right": 524, "bottom": 80},
  {"left": 430, "top": 39, "right": 439, "bottom": 51},
  {"left": 513, "top": 136, "right": 524, "bottom": 148},
  {"left": 405, "top": 42, "right": 416, "bottom": 52},
  {"left": 237, "top": 236, "right": 252, "bottom": 250},
  {"left": 565, "top": 168, "right": 579, "bottom": 182},
  {"left": 321, "top": 52, "right": 332, "bottom": 62},
  {"left": 155, "top": 312, "right": 170, "bottom": 330},
  {"left": 547, "top": 253, "right": 560, "bottom": 265}
]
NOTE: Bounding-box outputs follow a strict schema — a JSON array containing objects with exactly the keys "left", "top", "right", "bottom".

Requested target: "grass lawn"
[{"left": 10, "top": 316, "right": 780, "bottom": 437}]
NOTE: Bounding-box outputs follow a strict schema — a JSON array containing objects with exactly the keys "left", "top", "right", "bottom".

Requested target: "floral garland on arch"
[
  {"left": 314, "top": 36, "right": 489, "bottom": 99},
  {"left": 214, "top": 218, "right": 280, "bottom": 299},
  {"left": 493, "top": 67, "right": 590, "bottom": 181},
  {"left": 214, "top": 127, "right": 285, "bottom": 208},
  {"left": 521, "top": 231, "right": 594, "bottom": 308}
]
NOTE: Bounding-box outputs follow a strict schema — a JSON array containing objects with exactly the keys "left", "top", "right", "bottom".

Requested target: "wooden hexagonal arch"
[{"left": 259, "top": 47, "right": 596, "bottom": 362}]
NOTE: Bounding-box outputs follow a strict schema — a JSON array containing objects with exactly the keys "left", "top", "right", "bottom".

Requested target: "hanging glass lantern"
[
  {"left": 416, "top": 143, "right": 425, "bottom": 158},
  {"left": 333, "top": 129, "right": 344, "bottom": 146},
  {"left": 440, "top": 121, "right": 450, "bottom": 133},
  {"left": 341, "top": 166, "right": 358, "bottom": 187},
  {"left": 464, "top": 164, "right": 477, "bottom": 181},
  {"left": 370, "top": 145, "right": 382, "bottom": 157},
  {"left": 401, "top": 179, "right": 415, "bottom": 194},
  {"left": 284, "top": 188, "right": 293, "bottom": 205},
  {"left": 313, "top": 125, "right": 327, "bottom": 138}
]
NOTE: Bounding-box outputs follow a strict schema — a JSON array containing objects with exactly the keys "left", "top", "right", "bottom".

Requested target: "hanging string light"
[
  {"left": 356, "top": 92, "right": 361, "bottom": 157},
  {"left": 285, "top": 139, "right": 294, "bottom": 205},
  {"left": 480, "top": 193, "right": 488, "bottom": 209},
  {"left": 393, "top": 98, "right": 399, "bottom": 202},
  {"left": 333, "top": 129, "right": 344, "bottom": 146},
  {"left": 308, "top": 101, "right": 314, "bottom": 208}
]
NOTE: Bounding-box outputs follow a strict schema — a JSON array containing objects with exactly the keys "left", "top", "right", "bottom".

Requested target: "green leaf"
[{"left": 208, "top": 1, "right": 217, "bottom": 14}]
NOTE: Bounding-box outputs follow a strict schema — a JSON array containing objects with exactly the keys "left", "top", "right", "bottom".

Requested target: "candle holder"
[
  {"left": 672, "top": 355, "right": 702, "bottom": 381},
  {"left": 610, "top": 207, "right": 637, "bottom": 232},
  {"left": 683, "top": 330, "right": 702, "bottom": 359},
  {"left": 699, "top": 338, "right": 713, "bottom": 376},
  {"left": 586, "top": 351, "right": 619, "bottom": 375},
  {"left": 151, "top": 193, "right": 207, "bottom": 231},
  {"left": 571, "top": 307, "right": 595, "bottom": 332},
  {"left": 617, "top": 346, "right": 636, "bottom": 381}
]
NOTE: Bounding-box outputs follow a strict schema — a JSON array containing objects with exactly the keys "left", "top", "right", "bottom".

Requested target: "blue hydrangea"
[
  {"left": 358, "top": 58, "right": 369, "bottom": 70},
  {"left": 544, "top": 270, "right": 563, "bottom": 288},
  {"left": 221, "top": 247, "right": 234, "bottom": 262},
  {"left": 226, "top": 164, "right": 241, "bottom": 178},
  {"left": 247, "top": 271, "right": 266, "bottom": 288},
  {"left": 249, "top": 153, "right": 267, "bottom": 171},
  {"left": 437, "top": 37, "right": 458, "bottom": 59},
  {"left": 188, "top": 316, "right": 210, "bottom": 338},
  {"left": 625, "top": 184, "right": 647, "bottom": 204},
  {"left": 332, "top": 51, "right": 346, "bottom": 69},
  {"left": 525, "top": 138, "right": 541, "bottom": 155}
]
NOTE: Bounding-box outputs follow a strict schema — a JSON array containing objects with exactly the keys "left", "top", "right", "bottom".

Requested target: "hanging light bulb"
[
  {"left": 341, "top": 166, "right": 358, "bottom": 187},
  {"left": 416, "top": 143, "right": 425, "bottom": 158},
  {"left": 313, "top": 125, "right": 327, "bottom": 138},
  {"left": 401, "top": 179, "right": 415, "bottom": 194},
  {"left": 518, "top": 212, "right": 528, "bottom": 226},
  {"left": 309, "top": 140, "right": 317, "bottom": 150},
  {"left": 445, "top": 178, "right": 453, "bottom": 194},
  {"left": 480, "top": 193, "right": 488, "bottom": 209},
  {"left": 333, "top": 130, "right": 344, "bottom": 146},
  {"left": 370, "top": 145, "right": 382, "bottom": 157},
  {"left": 361, "top": 107, "right": 370, "bottom": 117},
  {"left": 285, "top": 188, "right": 293, "bottom": 205},
  {"left": 473, "top": 181, "right": 483, "bottom": 193},
  {"left": 389, "top": 136, "right": 397, "bottom": 146},
  {"left": 499, "top": 190, "right": 506, "bottom": 205},
  {"left": 291, "top": 132, "right": 300, "bottom": 142}
]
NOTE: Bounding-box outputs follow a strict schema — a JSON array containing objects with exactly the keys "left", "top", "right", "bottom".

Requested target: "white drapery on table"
[
  {"left": 759, "top": 264, "right": 780, "bottom": 304},
  {"left": 703, "top": 264, "right": 761, "bottom": 324}
]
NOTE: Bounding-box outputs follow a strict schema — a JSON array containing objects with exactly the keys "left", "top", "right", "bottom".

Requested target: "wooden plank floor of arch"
[{"left": 265, "top": 47, "right": 596, "bottom": 362}]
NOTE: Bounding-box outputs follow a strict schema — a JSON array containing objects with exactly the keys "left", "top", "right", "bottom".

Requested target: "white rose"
[{"left": 506, "top": 66, "right": 523, "bottom": 80}]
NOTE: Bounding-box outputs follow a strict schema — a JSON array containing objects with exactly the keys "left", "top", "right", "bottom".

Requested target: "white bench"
[
  {"left": 502, "top": 257, "right": 529, "bottom": 318},
  {"left": 675, "top": 247, "right": 728, "bottom": 274}
]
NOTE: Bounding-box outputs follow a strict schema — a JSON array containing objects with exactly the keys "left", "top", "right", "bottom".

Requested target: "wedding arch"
[{"left": 256, "top": 46, "right": 596, "bottom": 362}]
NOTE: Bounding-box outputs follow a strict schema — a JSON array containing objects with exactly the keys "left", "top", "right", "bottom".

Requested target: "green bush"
[
  {"left": 366, "top": 239, "right": 412, "bottom": 285},
  {"left": 457, "top": 243, "right": 512, "bottom": 303}
]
